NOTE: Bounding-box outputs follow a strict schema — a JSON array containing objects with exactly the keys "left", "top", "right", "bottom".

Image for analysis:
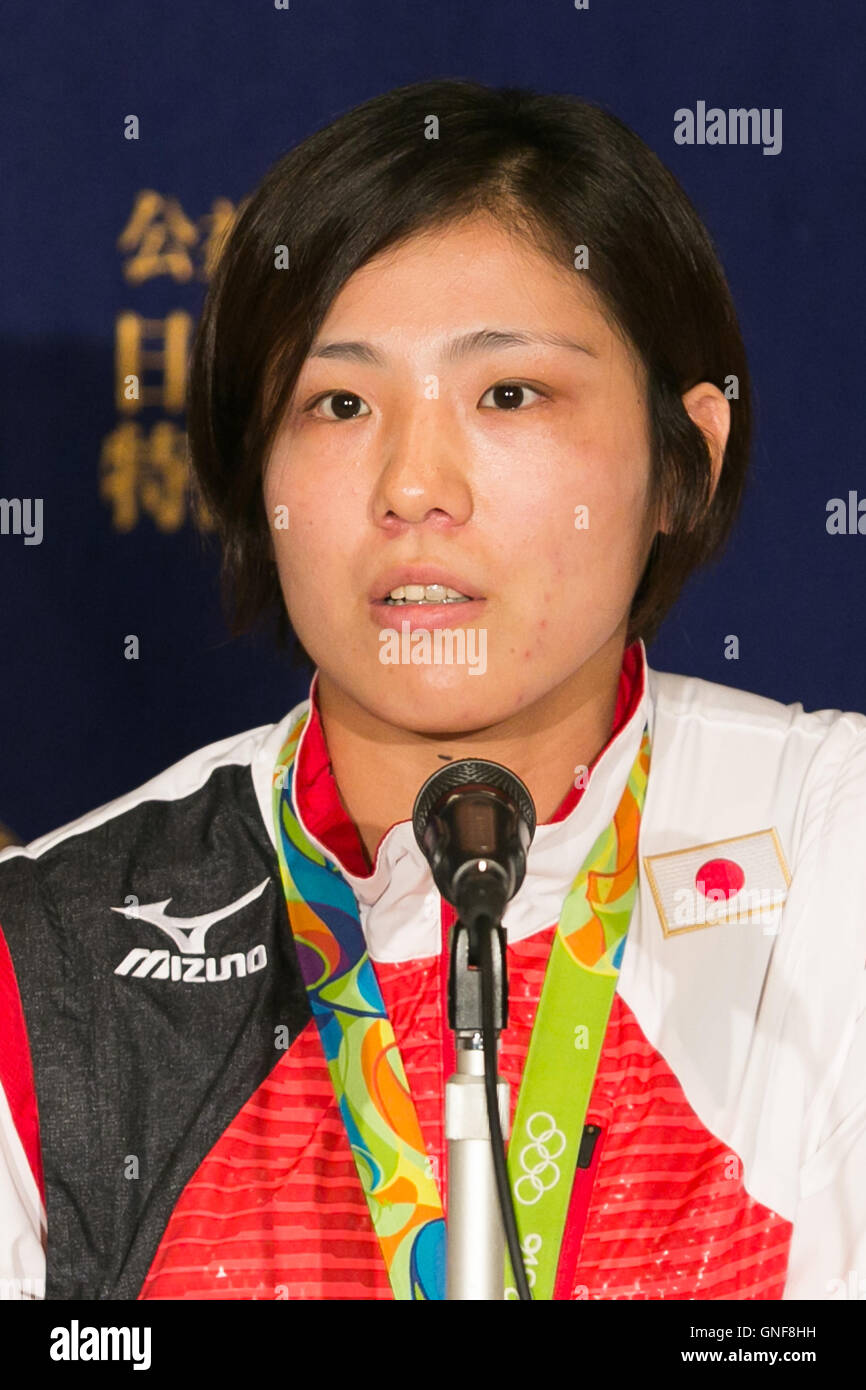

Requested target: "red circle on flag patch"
[{"left": 695, "top": 857, "right": 745, "bottom": 899}]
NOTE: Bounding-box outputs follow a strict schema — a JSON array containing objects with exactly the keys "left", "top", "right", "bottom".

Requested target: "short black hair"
[{"left": 187, "top": 78, "right": 751, "bottom": 657}]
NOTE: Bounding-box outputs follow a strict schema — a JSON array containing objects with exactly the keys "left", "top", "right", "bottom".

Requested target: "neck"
[{"left": 315, "top": 626, "right": 631, "bottom": 870}]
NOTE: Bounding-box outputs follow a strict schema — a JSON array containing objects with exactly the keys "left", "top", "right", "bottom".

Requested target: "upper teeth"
[{"left": 386, "top": 584, "right": 470, "bottom": 603}]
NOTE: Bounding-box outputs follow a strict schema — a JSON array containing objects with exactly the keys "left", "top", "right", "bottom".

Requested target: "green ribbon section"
[{"left": 505, "top": 941, "right": 618, "bottom": 1299}]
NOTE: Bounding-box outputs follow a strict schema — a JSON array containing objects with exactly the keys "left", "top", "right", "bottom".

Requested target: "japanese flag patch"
[{"left": 643, "top": 828, "right": 792, "bottom": 938}]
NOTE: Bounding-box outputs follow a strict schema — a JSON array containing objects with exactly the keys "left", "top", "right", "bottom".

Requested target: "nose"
[{"left": 370, "top": 392, "right": 474, "bottom": 532}]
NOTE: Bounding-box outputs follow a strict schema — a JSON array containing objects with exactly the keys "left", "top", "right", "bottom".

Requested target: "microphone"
[
  {"left": 412, "top": 758, "right": 538, "bottom": 1301},
  {"left": 412, "top": 760, "right": 537, "bottom": 931}
]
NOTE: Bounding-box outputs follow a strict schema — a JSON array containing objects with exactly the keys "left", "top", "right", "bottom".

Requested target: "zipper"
[{"left": 552, "top": 1119, "right": 606, "bottom": 1300}]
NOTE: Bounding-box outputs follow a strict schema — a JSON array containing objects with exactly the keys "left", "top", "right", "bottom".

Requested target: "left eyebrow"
[{"left": 308, "top": 328, "right": 599, "bottom": 367}]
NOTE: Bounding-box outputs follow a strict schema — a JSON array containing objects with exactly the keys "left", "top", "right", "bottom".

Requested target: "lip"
[
  {"left": 369, "top": 565, "right": 485, "bottom": 603},
  {"left": 370, "top": 597, "right": 487, "bottom": 631}
]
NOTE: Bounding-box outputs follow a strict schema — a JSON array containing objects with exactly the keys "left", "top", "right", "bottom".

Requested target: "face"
[{"left": 263, "top": 215, "right": 659, "bottom": 735}]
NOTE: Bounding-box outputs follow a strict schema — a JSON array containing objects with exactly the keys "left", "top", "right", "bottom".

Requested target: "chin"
[{"left": 370, "top": 671, "right": 519, "bottom": 736}]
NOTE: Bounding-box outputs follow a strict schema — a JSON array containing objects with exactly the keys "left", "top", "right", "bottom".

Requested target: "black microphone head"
[
  {"left": 412, "top": 759, "right": 537, "bottom": 923},
  {"left": 412, "top": 759, "right": 536, "bottom": 847}
]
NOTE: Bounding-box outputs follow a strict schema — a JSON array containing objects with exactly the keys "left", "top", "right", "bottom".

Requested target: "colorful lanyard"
[{"left": 272, "top": 712, "right": 650, "bottom": 1300}]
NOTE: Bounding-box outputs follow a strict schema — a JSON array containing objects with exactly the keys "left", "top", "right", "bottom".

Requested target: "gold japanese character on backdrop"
[
  {"left": 99, "top": 421, "right": 215, "bottom": 533},
  {"left": 118, "top": 192, "right": 199, "bottom": 284},
  {"left": 118, "top": 191, "right": 240, "bottom": 283},
  {"left": 104, "top": 190, "right": 240, "bottom": 533},
  {"left": 115, "top": 311, "right": 193, "bottom": 414}
]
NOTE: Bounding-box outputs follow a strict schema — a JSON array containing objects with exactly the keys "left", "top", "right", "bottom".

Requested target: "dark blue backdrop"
[{"left": 1, "top": 0, "right": 864, "bottom": 843}]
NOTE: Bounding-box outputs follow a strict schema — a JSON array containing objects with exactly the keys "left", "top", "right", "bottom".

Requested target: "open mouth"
[{"left": 383, "top": 584, "right": 473, "bottom": 606}]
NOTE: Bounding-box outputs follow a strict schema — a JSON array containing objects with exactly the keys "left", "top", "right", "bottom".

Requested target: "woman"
[{"left": 0, "top": 79, "right": 863, "bottom": 1302}]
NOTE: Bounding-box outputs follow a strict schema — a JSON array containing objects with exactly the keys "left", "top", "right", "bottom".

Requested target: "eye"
[
  {"left": 307, "top": 391, "right": 372, "bottom": 421},
  {"left": 478, "top": 381, "right": 548, "bottom": 410}
]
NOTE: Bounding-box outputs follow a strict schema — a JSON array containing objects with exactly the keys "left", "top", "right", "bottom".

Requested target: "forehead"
[{"left": 311, "top": 215, "right": 629, "bottom": 360}]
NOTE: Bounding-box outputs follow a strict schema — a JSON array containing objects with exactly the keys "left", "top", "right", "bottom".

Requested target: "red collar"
[{"left": 295, "top": 640, "right": 646, "bottom": 878}]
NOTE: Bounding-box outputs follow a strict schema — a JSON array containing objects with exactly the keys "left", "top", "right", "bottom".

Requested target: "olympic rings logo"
[{"left": 513, "top": 1111, "right": 566, "bottom": 1206}]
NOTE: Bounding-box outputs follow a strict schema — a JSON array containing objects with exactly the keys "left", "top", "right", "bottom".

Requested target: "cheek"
[
  {"left": 263, "top": 447, "right": 363, "bottom": 613},
  {"left": 559, "top": 413, "right": 652, "bottom": 558},
  {"left": 263, "top": 437, "right": 311, "bottom": 535},
  {"left": 262, "top": 448, "right": 306, "bottom": 601},
  {"left": 488, "top": 443, "right": 648, "bottom": 581},
  {"left": 262, "top": 442, "right": 292, "bottom": 526},
  {"left": 495, "top": 488, "right": 650, "bottom": 647}
]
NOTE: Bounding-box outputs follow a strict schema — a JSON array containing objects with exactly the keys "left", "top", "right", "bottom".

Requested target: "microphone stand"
[{"left": 445, "top": 910, "right": 509, "bottom": 1300}]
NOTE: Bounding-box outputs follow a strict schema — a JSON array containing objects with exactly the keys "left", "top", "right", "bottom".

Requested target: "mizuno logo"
[
  {"left": 110, "top": 878, "right": 270, "bottom": 952},
  {"left": 111, "top": 877, "right": 271, "bottom": 984}
]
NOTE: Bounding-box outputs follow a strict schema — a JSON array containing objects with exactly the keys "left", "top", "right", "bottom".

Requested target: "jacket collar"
[{"left": 270, "top": 640, "right": 650, "bottom": 961}]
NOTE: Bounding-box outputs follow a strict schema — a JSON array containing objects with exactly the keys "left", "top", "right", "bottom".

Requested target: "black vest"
[{"left": 0, "top": 762, "right": 311, "bottom": 1299}]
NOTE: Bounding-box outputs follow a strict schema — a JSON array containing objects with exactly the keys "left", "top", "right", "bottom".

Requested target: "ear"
[
  {"left": 682, "top": 381, "right": 730, "bottom": 485},
  {"left": 658, "top": 383, "right": 731, "bottom": 533}
]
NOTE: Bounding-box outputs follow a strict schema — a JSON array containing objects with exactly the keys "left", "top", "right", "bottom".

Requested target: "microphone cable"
[{"left": 479, "top": 915, "right": 533, "bottom": 1301}]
